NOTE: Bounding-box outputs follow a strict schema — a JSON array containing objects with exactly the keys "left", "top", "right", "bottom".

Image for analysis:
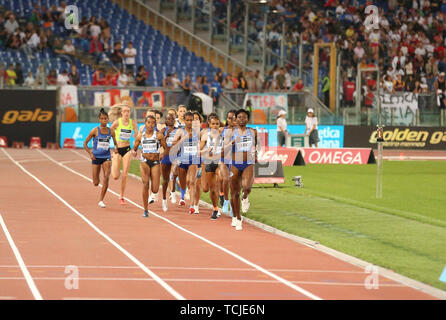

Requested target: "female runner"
[
  {"left": 191, "top": 111, "right": 205, "bottom": 214},
  {"left": 229, "top": 109, "right": 258, "bottom": 231},
  {"left": 172, "top": 111, "right": 201, "bottom": 214},
  {"left": 83, "top": 108, "right": 118, "bottom": 208},
  {"left": 160, "top": 112, "right": 178, "bottom": 211},
  {"left": 109, "top": 101, "right": 138, "bottom": 205},
  {"left": 132, "top": 115, "right": 168, "bottom": 217},
  {"left": 200, "top": 113, "right": 223, "bottom": 219}
]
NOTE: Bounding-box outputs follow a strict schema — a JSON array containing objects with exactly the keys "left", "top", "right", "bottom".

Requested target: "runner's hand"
[
  {"left": 114, "top": 147, "right": 118, "bottom": 154},
  {"left": 131, "top": 149, "right": 137, "bottom": 158},
  {"left": 90, "top": 153, "right": 96, "bottom": 161}
]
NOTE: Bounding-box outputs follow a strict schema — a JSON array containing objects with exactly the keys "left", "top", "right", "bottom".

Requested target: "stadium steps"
[{"left": 113, "top": 0, "right": 254, "bottom": 74}]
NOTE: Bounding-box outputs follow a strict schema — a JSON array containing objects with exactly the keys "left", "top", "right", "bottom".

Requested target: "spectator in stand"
[
  {"left": 383, "top": 75, "right": 395, "bottom": 94},
  {"left": 124, "top": 41, "right": 137, "bottom": 74},
  {"left": 126, "top": 70, "right": 136, "bottom": 86},
  {"left": 63, "top": 39, "right": 76, "bottom": 60},
  {"left": 99, "top": 18, "right": 111, "bottom": 52},
  {"left": 210, "top": 74, "right": 223, "bottom": 106},
  {"left": 135, "top": 65, "right": 148, "bottom": 86},
  {"left": 276, "top": 68, "right": 286, "bottom": 91},
  {"left": 393, "top": 74, "right": 405, "bottom": 92},
  {"left": 284, "top": 67, "right": 292, "bottom": 91},
  {"left": 193, "top": 75, "right": 203, "bottom": 92},
  {"left": 90, "top": 35, "right": 103, "bottom": 64},
  {"left": 9, "top": 34, "right": 21, "bottom": 49},
  {"left": 110, "top": 42, "right": 124, "bottom": 70},
  {"left": 343, "top": 78, "right": 356, "bottom": 107},
  {"left": 254, "top": 70, "right": 263, "bottom": 92},
  {"left": 246, "top": 70, "right": 256, "bottom": 92},
  {"left": 222, "top": 73, "right": 233, "bottom": 90},
  {"left": 181, "top": 74, "right": 192, "bottom": 105},
  {"left": 24, "top": 71, "right": 35, "bottom": 87},
  {"left": 104, "top": 68, "right": 119, "bottom": 86},
  {"left": 47, "top": 69, "right": 58, "bottom": 85},
  {"left": 68, "top": 65, "right": 80, "bottom": 85},
  {"left": 4, "top": 14, "right": 19, "bottom": 38},
  {"left": 57, "top": 69, "right": 70, "bottom": 86},
  {"left": 118, "top": 68, "right": 128, "bottom": 87},
  {"left": 92, "top": 69, "right": 104, "bottom": 86},
  {"left": 163, "top": 73, "right": 174, "bottom": 89},
  {"left": 5, "top": 64, "right": 17, "bottom": 86},
  {"left": 237, "top": 71, "right": 248, "bottom": 91},
  {"left": 53, "top": 38, "right": 71, "bottom": 63},
  {"left": 89, "top": 17, "right": 101, "bottom": 39},
  {"left": 231, "top": 73, "right": 240, "bottom": 89},
  {"left": 172, "top": 73, "right": 181, "bottom": 89},
  {"left": 23, "top": 28, "right": 40, "bottom": 58},
  {"left": 35, "top": 64, "right": 46, "bottom": 87},
  {"left": 353, "top": 41, "right": 365, "bottom": 64},
  {"left": 15, "top": 63, "right": 23, "bottom": 86},
  {"left": 292, "top": 78, "right": 304, "bottom": 92},
  {"left": 202, "top": 75, "right": 210, "bottom": 95}
]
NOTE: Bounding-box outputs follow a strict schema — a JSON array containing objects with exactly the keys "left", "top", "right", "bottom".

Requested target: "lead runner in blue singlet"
[
  {"left": 83, "top": 108, "right": 118, "bottom": 209},
  {"left": 229, "top": 109, "right": 258, "bottom": 231},
  {"left": 132, "top": 115, "right": 168, "bottom": 218}
]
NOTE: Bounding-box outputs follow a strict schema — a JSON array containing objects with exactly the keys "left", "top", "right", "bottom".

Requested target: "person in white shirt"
[
  {"left": 172, "top": 73, "right": 181, "bottom": 88},
  {"left": 117, "top": 68, "right": 128, "bottom": 87},
  {"left": 24, "top": 71, "right": 35, "bottom": 87},
  {"left": 57, "top": 70, "right": 70, "bottom": 86},
  {"left": 305, "top": 108, "right": 319, "bottom": 148},
  {"left": 276, "top": 110, "right": 288, "bottom": 147},
  {"left": 354, "top": 42, "right": 365, "bottom": 62},
  {"left": 124, "top": 41, "right": 137, "bottom": 74},
  {"left": 90, "top": 23, "right": 101, "bottom": 38}
]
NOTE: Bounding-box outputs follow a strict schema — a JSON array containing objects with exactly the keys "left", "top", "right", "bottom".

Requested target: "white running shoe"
[
  {"left": 98, "top": 201, "right": 106, "bottom": 208},
  {"left": 241, "top": 197, "right": 250, "bottom": 213},
  {"left": 152, "top": 192, "right": 159, "bottom": 202},
  {"left": 194, "top": 205, "right": 199, "bottom": 214},
  {"left": 148, "top": 195, "right": 154, "bottom": 204},
  {"left": 162, "top": 199, "right": 168, "bottom": 212},
  {"left": 170, "top": 192, "right": 176, "bottom": 204},
  {"left": 231, "top": 217, "right": 237, "bottom": 227},
  {"left": 235, "top": 219, "right": 243, "bottom": 231},
  {"left": 217, "top": 210, "right": 221, "bottom": 217}
]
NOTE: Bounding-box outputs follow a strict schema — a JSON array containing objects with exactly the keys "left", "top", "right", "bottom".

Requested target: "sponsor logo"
[
  {"left": 369, "top": 128, "right": 446, "bottom": 147},
  {"left": 257, "top": 150, "right": 289, "bottom": 164},
  {"left": 301, "top": 148, "right": 373, "bottom": 165},
  {"left": 1, "top": 108, "right": 54, "bottom": 125}
]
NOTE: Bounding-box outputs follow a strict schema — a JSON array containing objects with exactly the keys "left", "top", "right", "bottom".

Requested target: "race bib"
[
  {"left": 184, "top": 145, "right": 198, "bottom": 155},
  {"left": 142, "top": 139, "right": 157, "bottom": 153},
  {"left": 97, "top": 138, "right": 110, "bottom": 150},
  {"left": 119, "top": 129, "right": 132, "bottom": 141},
  {"left": 166, "top": 136, "right": 175, "bottom": 147},
  {"left": 237, "top": 137, "right": 252, "bottom": 151}
]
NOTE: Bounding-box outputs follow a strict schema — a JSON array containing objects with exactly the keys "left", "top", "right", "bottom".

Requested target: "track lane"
[{"left": 55, "top": 148, "right": 439, "bottom": 300}]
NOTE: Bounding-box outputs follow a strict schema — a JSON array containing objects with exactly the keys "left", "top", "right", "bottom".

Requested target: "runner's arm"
[
  {"left": 83, "top": 128, "right": 97, "bottom": 160},
  {"left": 111, "top": 130, "right": 118, "bottom": 154}
]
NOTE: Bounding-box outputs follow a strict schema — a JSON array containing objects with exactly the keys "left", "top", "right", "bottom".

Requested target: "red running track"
[{"left": 0, "top": 148, "right": 441, "bottom": 300}]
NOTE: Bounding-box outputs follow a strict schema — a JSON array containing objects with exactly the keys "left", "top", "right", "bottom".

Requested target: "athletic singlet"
[
  {"left": 232, "top": 128, "right": 255, "bottom": 164},
  {"left": 164, "top": 127, "right": 177, "bottom": 148},
  {"left": 175, "top": 119, "right": 185, "bottom": 129},
  {"left": 141, "top": 130, "right": 160, "bottom": 154},
  {"left": 206, "top": 128, "right": 223, "bottom": 155},
  {"left": 92, "top": 127, "right": 111, "bottom": 159},
  {"left": 115, "top": 118, "right": 133, "bottom": 142},
  {"left": 179, "top": 128, "right": 200, "bottom": 164}
]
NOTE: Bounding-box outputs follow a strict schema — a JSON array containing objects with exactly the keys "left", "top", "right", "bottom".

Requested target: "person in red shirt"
[
  {"left": 92, "top": 69, "right": 105, "bottom": 86},
  {"left": 90, "top": 35, "right": 104, "bottom": 64},
  {"left": 292, "top": 78, "right": 304, "bottom": 91},
  {"left": 435, "top": 44, "right": 445, "bottom": 60},
  {"left": 343, "top": 78, "right": 355, "bottom": 107},
  {"left": 104, "top": 68, "right": 119, "bottom": 86}
]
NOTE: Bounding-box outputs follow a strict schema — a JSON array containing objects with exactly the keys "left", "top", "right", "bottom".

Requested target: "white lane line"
[
  {"left": 62, "top": 297, "right": 160, "bottom": 300},
  {"left": 0, "top": 276, "right": 405, "bottom": 287},
  {"left": 0, "top": 265, "right": 365, "bottom": 274},
  {"left": 0, "top": 214, "right": 43, "bottom": 300},
  {"left": 1, "top": 148, "right": 185, "bottom": 301},
  {"left": 41, "top": 149, "right": 322, "bottom": 300}
]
